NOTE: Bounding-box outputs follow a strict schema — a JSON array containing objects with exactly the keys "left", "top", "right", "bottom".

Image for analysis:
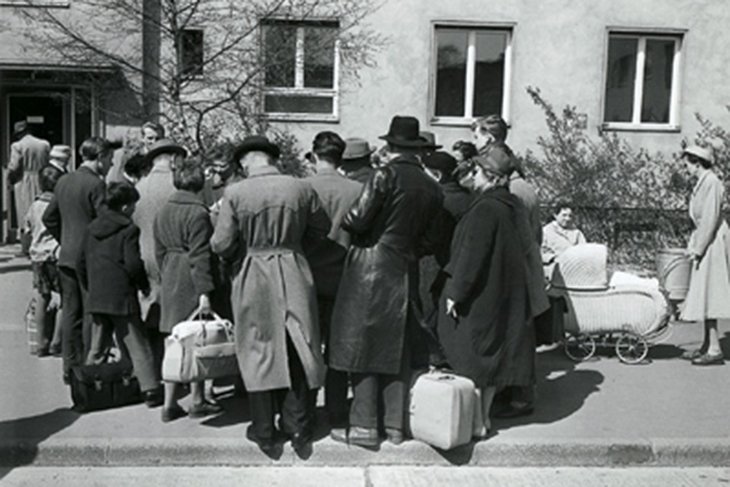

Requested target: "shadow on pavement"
[
  {"left": 0, "top": 407, "right": 79, "bottom": 477},
  {"left": 0, "top": 263, "right": 32, "bottom": 274},
  {"left": 494, "top": 350, "right": 603, "bottom": 431}
]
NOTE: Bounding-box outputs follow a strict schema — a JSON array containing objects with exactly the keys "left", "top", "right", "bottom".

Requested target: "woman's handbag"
[{"left": 162, "top": 309, "right": 239, "bottom": 383}]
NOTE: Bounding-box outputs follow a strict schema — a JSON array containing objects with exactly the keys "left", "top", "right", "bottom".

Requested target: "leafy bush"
[{"left": 520, "top": 87, "right": 694, "bottom": 272}]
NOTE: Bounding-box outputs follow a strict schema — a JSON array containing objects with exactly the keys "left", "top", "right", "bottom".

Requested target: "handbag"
[
  {"left": 162, "top": 308, "right": 239, "bottom": 383},
  {"left": 69, "top": 360, "right": 142, "bottom": 412}
]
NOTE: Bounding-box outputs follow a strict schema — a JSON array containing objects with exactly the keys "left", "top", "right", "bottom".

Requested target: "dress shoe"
[
  {"left": 161, "top": 405, "right": 187, "bottom": 423},
  {"left": 49, "top": 346, "right": 62, "bottom": 357},
  {"left": 285, "top": 430, "right": 312, "bottom": 451},
  {"left": 691, "top": 352, "right": 725, "bottom": 366},
  {"left": 246, "top": 426, "right": 278, "bottom": 454},
  {"left": 188, "top": 400, "right": 223, "bottom": 418},
  {"left": 493, "top": 401, "right": 534, "bottom": 419},
  {"left": 682, "top": 348, "right": 706, "bottom": 360},
  {"left": 143, "top": 388, "right": 164, "bottom": 408},
  {"left": 384, "top": 428, "right": 404, "bottom": 445},
  {"left": 330, "top": 426, "right": 379, "bottom": 447}
]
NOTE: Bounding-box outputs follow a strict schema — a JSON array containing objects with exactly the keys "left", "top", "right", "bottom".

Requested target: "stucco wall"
[{"left": 272, "top": 0, "right": 730, "bottom": 158}]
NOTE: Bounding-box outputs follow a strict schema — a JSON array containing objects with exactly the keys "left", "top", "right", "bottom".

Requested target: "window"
[
  {"left": 262, "top": 19, "right": 339, "bottom": 120},
  {"left": 603, "top": 32, "right": 682, "bottom": 130},
  {"left": 179, "top": 29, "right": 204, "bottom": 78},
  {"left": 432, "top": 25, "right": 512, "bottom": 124},
  {"left": 0, "top": 0, "right": 69, "bottom": 6}
]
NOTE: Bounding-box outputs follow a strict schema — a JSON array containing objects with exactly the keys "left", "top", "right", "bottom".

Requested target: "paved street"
[
  {"left": 1, "top": 243, "right": 730, "bottom": 471},
  {"left": 2, "top": 467, "right": 730, "bottom": 487}
]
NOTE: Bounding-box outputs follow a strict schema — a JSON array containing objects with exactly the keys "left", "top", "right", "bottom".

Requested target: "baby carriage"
[{"left": 548, "top": 244, "right": 671, "bottom": 364}]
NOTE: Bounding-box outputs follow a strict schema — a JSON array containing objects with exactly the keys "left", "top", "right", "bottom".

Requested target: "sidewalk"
[{"left": 1, "top": 247, "right": 729, "bottom": 468}]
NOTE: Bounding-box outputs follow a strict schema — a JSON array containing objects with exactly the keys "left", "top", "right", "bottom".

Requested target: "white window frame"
[
  {"left": 261, "top": 20, "right": 340, "bottom": 122},
  {"left": 430, "top": 22, "right": 514, "bottom": 127},
  {"left": 601, "top": 29, "right": 684, "bottom": 132},
  {"left": 0, "top": 0, "right": 69, "bottom": 6}
]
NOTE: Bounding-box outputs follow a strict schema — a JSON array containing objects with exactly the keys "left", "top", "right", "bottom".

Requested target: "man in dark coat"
[
  {"left": 303, "top": 131, "right": 363, "bottom": 426},
  {"left": 43, "top": 136, "right": 113, "bottom": 383},
  {"left": 340, "top": 138, "right": 375, "bottom": 184},
  {"left": 76, "top": 182, "right": 161, "bottom": 406},
  {"left": 329, "top": 116, "right": 444, "bottom": 447}
]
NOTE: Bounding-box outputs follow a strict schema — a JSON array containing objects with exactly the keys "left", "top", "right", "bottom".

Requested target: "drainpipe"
[{"left": 142, "top": 0, "right": 161, "bottom": 121}]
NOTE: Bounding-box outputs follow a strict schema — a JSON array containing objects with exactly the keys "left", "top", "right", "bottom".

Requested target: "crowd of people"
[{"left": 8, "top": 109, "right": 729, "bottom": 454}]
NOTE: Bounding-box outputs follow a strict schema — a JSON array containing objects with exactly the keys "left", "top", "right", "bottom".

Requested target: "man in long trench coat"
[
  {"left": 329, "top": 116, "right": 444, "bottom": 447},
  {"left": 211, "top": 136, "right": 330, "bottom": 454}
]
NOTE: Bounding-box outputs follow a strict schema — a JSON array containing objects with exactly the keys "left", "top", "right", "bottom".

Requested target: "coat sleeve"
[
  {"left": 124, "top": 226, "right": 150, "bottom": 292},
  {"left": 42, "top": 194, "right": 62, "bottom": 242},
  {"left": 7, "top": 143, "right": 22, "bottom": 185},
  {"left": 305, "top": 189, "right": 331, "bottom": 242},
  {"left": 188, "top": 211, "right": 216, "bottom": 296},
  {"left": 689, "top": 176, "right": 725, "bottom": 258},
  {"left": 76, "top": 231, "right": 89, "bottom": 290},
  {"left": 89, "top": 180, "right": 106, "bottom": 218},
  {"left": 444, "top": 202, "right": 498, "bottom": 305},
  {"left": 211, "top": 188, "right": 240, "bottom": 260},
  {"left": 341, "top": 166, "right": 392, "bottom": 235}
]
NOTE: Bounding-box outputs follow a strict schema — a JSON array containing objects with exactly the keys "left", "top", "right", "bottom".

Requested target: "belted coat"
[
  {"left": 329, "top": 157, "right": 444, "bottom": 375},
  {"left": 9, "top": 134, "right": 50, "bottom": 225},
  {"left": 211, "top": 165, "right": 331, "bottom": 392}
]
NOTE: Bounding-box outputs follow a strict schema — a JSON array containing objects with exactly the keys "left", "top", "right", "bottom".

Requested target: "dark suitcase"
[{"left": 69, "top": 361, "right": 142, "bottom": 412}]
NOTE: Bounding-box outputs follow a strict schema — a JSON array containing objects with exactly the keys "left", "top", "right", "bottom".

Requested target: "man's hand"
[
  {"left": 47, "top": 291, "right": 61, "bottom": 311},
  {"left": 198, "top": 294, "right": 212, "bottom": 315},
  {"left": 446, "top": 298, "right": 458, "bottom": 319}
]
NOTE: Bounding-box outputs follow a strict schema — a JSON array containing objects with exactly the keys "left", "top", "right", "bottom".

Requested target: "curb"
[{"left": 2, "top": 437, "right": 730, "bottom": 467}]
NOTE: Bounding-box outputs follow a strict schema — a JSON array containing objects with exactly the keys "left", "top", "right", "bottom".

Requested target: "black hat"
[
  {"left": 144, "top": 138, "right": 187, "bottom": 162},
  {"left": 419, "top": 131, "right": 443, "bottom": 150},
  {"left": 474, "top": 149, "right": 513, "bottom": 177},
  {"left": 379, "top": 116, "right": 429, "bottom": 148},
  {"left": 423, "top": 151, "right": 457, "bottom": 174},
  {"left": 233, "top": 135, "right": 281, "bottom": 162}
]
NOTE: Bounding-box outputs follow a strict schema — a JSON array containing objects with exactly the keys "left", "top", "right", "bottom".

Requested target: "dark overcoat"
[
  {"left": 211, "top": 165, "right": 331, "bottom": 392},
  {"left": 43, "top": 166, "right": 106, "bottom": 270},
  {"left": 154, "top": 190, "right": 217, "bottom": 333},
  {"left": 76, "top": 210, "right": 149, "bottom": 316},
  {"left": 329, "top": 157, "right": 444, "bottom": 375},
  {"left": 437, "top": 187, "right": 533, "bottom": 389}
]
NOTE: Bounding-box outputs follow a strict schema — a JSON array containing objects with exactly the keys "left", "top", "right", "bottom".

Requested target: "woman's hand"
[
  {"left": 198, "top": 294, "right": 212, "bottom": 315},
  {"left": 446, "top": 298, "right": 459, "bottom": 319}
]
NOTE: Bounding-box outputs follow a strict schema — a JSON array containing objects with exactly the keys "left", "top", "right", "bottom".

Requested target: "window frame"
[
  {"left": 0, "top": 0, "right": 69, "bottom": 6},
  {"left": 178, "top": 28, "right": 205, "bottom": 79},
  {"left": 260, "top": 19, "right": 340, "bottom": 123},
  {"left": 429, "top": 21, "right": 515, "bottom": 127},
  {"left": 601, "top": 28, "right": 685, "bottom": 132}
]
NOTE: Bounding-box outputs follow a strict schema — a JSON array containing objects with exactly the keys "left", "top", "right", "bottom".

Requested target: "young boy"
[
  {"left": 24, "top": 166, "right": 64, "bottom": 356},
  {"left": 76, "top": 182, "right": 162, "bottom": 407}
]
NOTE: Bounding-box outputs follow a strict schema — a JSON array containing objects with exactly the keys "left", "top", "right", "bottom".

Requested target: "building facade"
[{"left": 1, "top": 0, "right": 729, "bottom": 240}]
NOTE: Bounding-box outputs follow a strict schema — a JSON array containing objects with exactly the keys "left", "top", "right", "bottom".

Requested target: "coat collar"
[
  {"left": 169, "top": 189, "right": 207, "bottom": 209},
  {"left": 390, "top": 155, "right": 423, "bottom": 169},
  {"left": 247, "top": 165, "right": 281, "bottom": 178}
]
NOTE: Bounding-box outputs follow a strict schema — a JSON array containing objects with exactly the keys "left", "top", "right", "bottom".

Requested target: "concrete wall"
[{"left": 271, "top": 0, "right": 730, "bottom": 157}]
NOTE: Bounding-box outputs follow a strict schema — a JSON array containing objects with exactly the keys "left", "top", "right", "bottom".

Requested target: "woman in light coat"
[{"left": 681, "top": 145, "right": 730, "bottom": 365}]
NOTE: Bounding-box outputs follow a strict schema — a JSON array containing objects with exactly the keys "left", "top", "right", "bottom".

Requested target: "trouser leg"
[
  {"left": 319, "top": 296, "right": 348, "bottom": 420},
  {"left": 111, "top": 314, "right": 159, "bottom": 392},
  {"left": 382, "top": 335, "right": 411, "bottom": 431},
  {"left": 58, "top": 266, "right": 83, "bottom": 376},
  {"left": 248, "top": 390, "right": 278, "bottom": 440},
  {"left": 279, "top": 336, "right": 315, "bottom": 435},
  {"left": 86, "top": 314, "right": 114, "bottom": 365},
  {"left": 33, "top": 290, "right": 52, "bottom": 351},
  {"left": 349, "top": 373, "right": 378, "bottom": 429}
]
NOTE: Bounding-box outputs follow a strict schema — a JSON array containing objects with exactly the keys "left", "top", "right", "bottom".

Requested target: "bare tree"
[{"left": 16, "top": 0, "right": 385, "bottom": 153}]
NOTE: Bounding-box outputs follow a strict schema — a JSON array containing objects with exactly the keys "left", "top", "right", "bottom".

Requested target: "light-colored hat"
[
  {"left": 49, "top": 145, "right": 72, "bottom": 162},
  {"left": 342, "top": 138, "right": 375, "bottom": 160},
  {"left": 682, "top": 145, "right": 713, "bottom": 165}
]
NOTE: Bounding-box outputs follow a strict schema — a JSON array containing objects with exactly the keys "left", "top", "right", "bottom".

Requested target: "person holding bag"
[{"left": 154, "top": 155, "right": 222, "bottom": 422}]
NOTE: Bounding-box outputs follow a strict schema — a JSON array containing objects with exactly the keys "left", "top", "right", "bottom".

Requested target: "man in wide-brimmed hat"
[
  {"left": 340, "top": 138, "right": 375, "bottom": 184},
  {"left": 8, "top": 121, "right": 50, "bottom": 248},
  {"left": 47, "top": 145, "right": 72, "bottom": 175},
  {"left": 132, "top": 137, "right": 187, "bottom": 364},
  {"left": 329, "top": 115, "right": 445, "bottom": 447},
  {"left": 212, "top": 134, "right": 330, "bottom": 455}
]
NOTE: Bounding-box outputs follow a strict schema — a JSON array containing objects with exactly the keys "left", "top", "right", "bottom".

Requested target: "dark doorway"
[{"left": 8, "top": 93, "right": 66, "bottom": 146}]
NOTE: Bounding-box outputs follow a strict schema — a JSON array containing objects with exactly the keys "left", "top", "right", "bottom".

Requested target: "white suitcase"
[{"left": 409, "top": 370, "right": 478, "bottom": 450}]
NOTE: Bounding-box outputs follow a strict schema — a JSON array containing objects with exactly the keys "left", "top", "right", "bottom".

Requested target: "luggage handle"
[{"left": 184, "top": 306, "right": 234, "bottom": 341}]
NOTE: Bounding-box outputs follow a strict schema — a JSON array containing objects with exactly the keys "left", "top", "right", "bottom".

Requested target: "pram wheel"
[
  {"left": 615, "top": 332, "right": 648, "bottom": 364},
  {"left": 564, "top": 333, "right": 596, "bottom": 362}
]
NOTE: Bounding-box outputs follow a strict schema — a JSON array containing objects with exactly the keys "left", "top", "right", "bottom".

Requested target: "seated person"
[{"left": 542, "top": 202, "right": 586, "bottom": 277}]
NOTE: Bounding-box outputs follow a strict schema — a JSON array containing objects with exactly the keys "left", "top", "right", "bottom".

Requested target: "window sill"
[
  {"left": 262, "top": 113, "right": 339, "bottom": 124},
  {"left": 430, "top": 117, "right": 473, "bottom": 128},
  {"left": 601, "top": 123, "right": 680, "bottom": 133},
  {"left": 0, "top": 1, "right": 69, "bottom": 7}
]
